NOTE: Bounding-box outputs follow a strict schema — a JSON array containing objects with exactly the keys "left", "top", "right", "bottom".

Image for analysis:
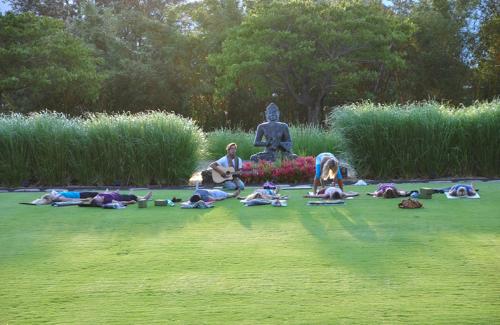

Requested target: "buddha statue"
[{"left": 250, "top": 103, "right": 298, "bottom": 162}]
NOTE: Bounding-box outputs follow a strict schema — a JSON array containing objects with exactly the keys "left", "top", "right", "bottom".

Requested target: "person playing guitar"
[{"left": 209, "top": 142, "right": 245, "bottom": 190}]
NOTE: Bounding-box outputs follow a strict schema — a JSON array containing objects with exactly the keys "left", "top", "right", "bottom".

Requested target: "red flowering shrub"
[{"left": 240, "top": 156, "right": 315, "bottom": 184}]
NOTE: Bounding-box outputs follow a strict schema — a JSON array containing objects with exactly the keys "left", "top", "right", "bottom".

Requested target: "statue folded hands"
[{"left": 250, "top": 103, "right": 298, "bottom": 162}]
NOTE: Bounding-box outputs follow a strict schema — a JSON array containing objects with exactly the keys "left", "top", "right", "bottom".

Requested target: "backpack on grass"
[{"left": 398, "top": 198, "right": 423, "bottom": 209}]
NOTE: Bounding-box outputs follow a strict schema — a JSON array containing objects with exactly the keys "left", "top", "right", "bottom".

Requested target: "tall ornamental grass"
[
  {"left": 330, "top": 101, "right": 500, "bottom": 178},
  {"left": 206, "top": 125, "right": 343, "bottom": 160},
  {"left": 0, "top": 113, "right": 85, "bottom": 186},
  {"left": 0, "top": 111, "right": 205, "bottom": 186}
]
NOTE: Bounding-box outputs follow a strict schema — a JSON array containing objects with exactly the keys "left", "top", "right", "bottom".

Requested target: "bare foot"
[{"left": 143, "top": 191, "right": 153, "bottom": 200}]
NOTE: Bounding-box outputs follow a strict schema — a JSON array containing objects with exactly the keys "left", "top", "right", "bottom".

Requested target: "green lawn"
[{"left": 1, "top": 183, "right": 499, "bottom": 324}]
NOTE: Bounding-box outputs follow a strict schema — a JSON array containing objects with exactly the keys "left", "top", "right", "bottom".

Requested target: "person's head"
[
  {"left": 246, "top": 192, "right": 263, "bottom": 200},
  {"left": 265, "top": 103, "right": 280, "bottom": 122},
  {"left": 189, "top": 194, "right": 201, "bottom": 203},
  {"left": 456, "top": 186, "right": 467, "bottom": 197},
  {"left": 331, "top": 191, "right": 342, "bottom": 200},
  {"left": 41, "top": 193, "right": 54, "bottom": 203},
  {"left": 321, "top": 158, "right": 339, "bottom": 181},
  {"left": 32, "top": 197, "right": 50, "bottom": 205},
  {"left": 254, "top": 192, "right": 264, "bottom": 199},
  {"left": 383, "top": 188, "right": 397, "bottom": 198},
  {"left": 226, "top": 143, "right": 237, "bottom": 156}
]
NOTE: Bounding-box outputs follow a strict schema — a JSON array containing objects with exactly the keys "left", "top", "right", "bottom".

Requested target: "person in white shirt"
[
  {"left": 304, "top": 186, "right": 347, "bottom": 200},
  {"left": 209, "top": 142, "right": 245, "bottom": 190}
]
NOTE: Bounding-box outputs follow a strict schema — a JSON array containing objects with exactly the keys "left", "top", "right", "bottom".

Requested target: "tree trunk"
[{"left": 307, "top": 103, "right": 322, "bottom": 125}]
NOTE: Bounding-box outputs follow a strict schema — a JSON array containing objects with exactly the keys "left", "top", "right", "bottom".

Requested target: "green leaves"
[
  {"left": 0, "top": 111, "right": 206, "bottom": 186},
  {"left": 210, "top": 1, "right": 411, "bottom": 123},
  {"left": 0, "top": 13, "right": 102, "bottom": 113}
]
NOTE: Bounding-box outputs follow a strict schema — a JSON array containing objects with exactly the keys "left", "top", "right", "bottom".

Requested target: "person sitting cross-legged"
[{"left": 209, "top": 143, "right": 245, "bottom": 190}]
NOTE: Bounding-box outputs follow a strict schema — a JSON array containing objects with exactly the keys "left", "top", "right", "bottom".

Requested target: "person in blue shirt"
[
  {"left": 448, "top": 184, "right": 477, "bottom": 197},
  {"left": 33, "top": 190, "right": 99, "bottom": 205},
  {"left": 312, "top": 152, "right": 344, "bottom": 194}
]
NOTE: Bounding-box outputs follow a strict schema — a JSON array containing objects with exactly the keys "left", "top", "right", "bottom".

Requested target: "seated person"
[
  {"left": 312, "top": 152, "right": 344, "bottom": 194},
  {"left": 88, "top": 191, "right": 153, "bottom": 206},
  {"left": 448, "top": 184, "right": 477, "bottom": 197},
  {"left": 33, "top": 190, "right": 100, "bottom": 205},
  {"left": 304, "top": 186, "right": 348, "bottom": 200},
  {"left": 209, "top": 143, "right": 245, "bottom": 190},
  {"left": 190, "top": 188, "right": 240, "bottom": 203},
  {"left": 370, "top": 183, "right": 409, "bottom": 198}
]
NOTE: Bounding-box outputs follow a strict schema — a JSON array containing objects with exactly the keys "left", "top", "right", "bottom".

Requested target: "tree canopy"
[
  {"left": 0, "top": 12, "right": 102, "bottom": 113},
  {"left": 210, "top": 0, "right": 410, "bottom": 124},
  {"left": 1, "top": 0, "right": 498, "bottom": 128}
]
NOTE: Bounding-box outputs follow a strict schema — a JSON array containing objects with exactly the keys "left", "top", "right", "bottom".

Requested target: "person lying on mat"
[
  {"left": 189, "top": 188, "right": 240, "bottom": 203},
  {"left": 304, "top": 186, "right": 348, "bottom": 200},
  {"left": 312, "top": 152, "right": 344, "bottom": 194},
  {"left": 32, "top": 190, "right": 100, "bottom": 205},
  {"left": 87, "top": 191, "right": 153, "bottom": 206},
  {"left": 447, "top": 184, "right": 477, "bottom": 197},
  {"left": 239, "top": 187, "right": 285, "bottom": 201},
  {"left": 370, "top": 183, "right": 409, "bottom": 198}
]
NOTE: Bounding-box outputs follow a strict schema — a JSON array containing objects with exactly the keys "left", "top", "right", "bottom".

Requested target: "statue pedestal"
[{"left": 250, "top": 151, "right": 298, "bottom": 163}]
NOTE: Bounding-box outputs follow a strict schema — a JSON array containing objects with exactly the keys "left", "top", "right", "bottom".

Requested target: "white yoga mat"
[{"left": 307, "top": 200, "right": 345, "bottom": 206}]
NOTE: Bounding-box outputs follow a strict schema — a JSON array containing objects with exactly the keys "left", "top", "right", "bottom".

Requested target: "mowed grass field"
[{"left": 1, "top": 182, "right": 499, "bottom": 324}]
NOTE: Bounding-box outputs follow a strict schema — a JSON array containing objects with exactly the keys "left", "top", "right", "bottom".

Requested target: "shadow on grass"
[{"left": 298, "top": 206, "right": 389, "bottom": 273}]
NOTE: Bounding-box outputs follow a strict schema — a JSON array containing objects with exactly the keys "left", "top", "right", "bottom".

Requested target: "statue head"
[{"left": 265, "top": 103, "right": 280, "bottom": 122}]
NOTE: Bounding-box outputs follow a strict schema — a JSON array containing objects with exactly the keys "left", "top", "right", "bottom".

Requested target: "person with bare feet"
[
  {"left": 189, "top": 188, "right": 240, "bottom": 203},
  {"left": 88, "top": 191, "right": 153, "bottom": 206}
]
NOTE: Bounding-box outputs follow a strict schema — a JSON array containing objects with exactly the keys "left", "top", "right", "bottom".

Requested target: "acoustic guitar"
[{"left": 211, "top": 167, "right": 241, "bottom": 184}]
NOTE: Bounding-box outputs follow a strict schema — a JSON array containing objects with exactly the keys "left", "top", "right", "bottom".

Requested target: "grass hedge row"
[
  {"left": 0, "top": 112, "right": 205, "bottom": 186},
  {"left": 1, "top": 101, "right": 498, "bottom": 186},
  {"left": 330, "top": 101, "right": 500, "bottom": 179},
  {"left": 206, "top": 125, "right": 344, "bottom": 160}
]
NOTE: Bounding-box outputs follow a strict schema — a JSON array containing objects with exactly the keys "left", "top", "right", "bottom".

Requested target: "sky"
[{"left": 0, "top": 1, "right": 11, "bottom": 13}]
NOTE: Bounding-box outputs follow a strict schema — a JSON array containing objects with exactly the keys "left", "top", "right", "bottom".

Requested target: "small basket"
[
  {"left": 138, "top": 199, "right": 148, "bottom": 208},
  {"left": 419, "top": 188, "right": 433, "bottom": 199},
  {"left": 154, "top": 199, "right": 167, "bottom": 206}
]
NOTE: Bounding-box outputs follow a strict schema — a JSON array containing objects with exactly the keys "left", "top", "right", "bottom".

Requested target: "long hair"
[
  {"left": 383, "top": 188, "right": 398, "bottom": 198},
  {"left": 321, "top": 158, "right": 339, "bottom": 181}
]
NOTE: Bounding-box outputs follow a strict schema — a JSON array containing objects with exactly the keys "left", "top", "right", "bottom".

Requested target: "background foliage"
[
  {"left": 206, "top": 125, "right": 343, "bottom": 160},
  {"left": 0, "top": 0, "right": 498, "bottom": 129},
  {"left": 0, "top": 101, "right": 497, "bottom": 187},
  {"left": 0, "top": 111, "right": 205, "bottom": 186},
  {"left": 331, "top": 100, "right": 500, "bottom": 179}
]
